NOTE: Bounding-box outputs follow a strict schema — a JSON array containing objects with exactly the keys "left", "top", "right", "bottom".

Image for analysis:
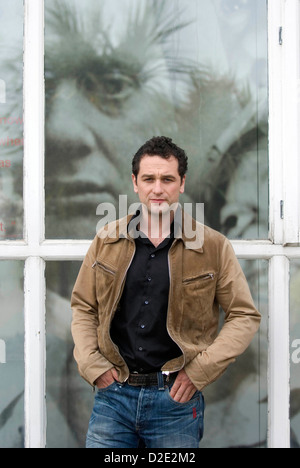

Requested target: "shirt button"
[
  {"left": 144, "top": 300, "right": 149, "bottom": 305},
  {"left": 138, "top": 347, "right": 143, "bottom": 351},
  {"left": 147, "top": 277, "right": 152, "bottom": 282},
  {"left": 140, "top": 324, "right": 145, "bottom": 329},
  {"left": 150, "top": 254, "right": 156, "bottom": 258}
]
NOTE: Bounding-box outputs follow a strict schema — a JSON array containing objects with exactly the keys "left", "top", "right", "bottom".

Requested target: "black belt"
[{"left": 128, "top": 372, "right": 178, "bottom": 387}]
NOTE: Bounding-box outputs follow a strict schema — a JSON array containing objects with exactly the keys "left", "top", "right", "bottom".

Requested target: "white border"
[{"left": 0, "top": 0, "right": 299, "bottom": 448}]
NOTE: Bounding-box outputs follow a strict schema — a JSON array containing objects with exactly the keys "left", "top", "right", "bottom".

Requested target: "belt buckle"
[
  {"left": 128, "top": 373, "right": 146, "bottom": 386},
  {"left": 128, "top": 372, "right": 156, "bottom": 387}
]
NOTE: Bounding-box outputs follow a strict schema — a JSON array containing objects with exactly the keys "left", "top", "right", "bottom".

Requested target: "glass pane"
[
  {"left": 0, "top": 0, "right": 23, "bottom": 240},
  {"left": 201, "top": 260, "right": 268, "bottom": 448},
  {"left": 45, "top": 0, "right": 268, "bottom": 241},
  {"left": 46, "top": 259, "right": 267, "bottom": 448},
  {"left": 0, "top": 261, "right": 24, "bottom": 448},
  {"left": 290, "top": 260, "right": 300, "bottom": 448},
  {"left": 46, "top": 262, "right": 93, "bottom": 448}
]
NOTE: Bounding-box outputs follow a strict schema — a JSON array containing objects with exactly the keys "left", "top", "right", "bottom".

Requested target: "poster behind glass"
[
  {"left": 290, "top": 260, "right": 300, "bottom": 448},
  {"left": 0, "top": 0, "right": 23, "bottom": 240},
  {"left": 46, "top": 259, "right": 267, "bottom": 448},
  {"left": 46, "top": 262, "right": 93, "bottom": 448},
  {"left": 0, "top": 262, "right": 24, "bottom": 448},
  {"left": 45, "top": 0, "right": 268, "bottom": 241}
]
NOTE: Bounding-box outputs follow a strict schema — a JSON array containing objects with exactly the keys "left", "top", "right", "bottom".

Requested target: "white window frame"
[{"left": 0, "top": 0, "right": 299, "bottom": 448}]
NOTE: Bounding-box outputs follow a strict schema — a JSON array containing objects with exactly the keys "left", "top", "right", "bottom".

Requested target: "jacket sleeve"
[
  {"left": 71, "top": 237, "right": 114, "bottom": 386},
  {"left": 185, "top": 237, "right": 261, "bottom": 391}
]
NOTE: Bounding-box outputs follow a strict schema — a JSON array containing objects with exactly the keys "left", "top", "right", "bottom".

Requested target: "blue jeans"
[{"left": 86, "top": 374, "right": 205, "bottom": 448}]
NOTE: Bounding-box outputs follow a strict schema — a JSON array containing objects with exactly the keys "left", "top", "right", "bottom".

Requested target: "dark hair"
[{"left": 132, "top": 136, "right": 188, "bottom": 181}]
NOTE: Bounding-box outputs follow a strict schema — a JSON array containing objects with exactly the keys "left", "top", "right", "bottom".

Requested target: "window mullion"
[
  {"left": 268, "top": 256, "right": 290, "bottom": 448},
  {"left": 23, "top": 0, "right": 45, "bottom": 247},
  {"left": 23, "top": 0, "right": 46, "bottom": 448},
  {"left": 24, "top": 257, "right": 46, "bottom": 448},
  {"left": 268, "top": 0, "right": 284, "bottom": 245}
]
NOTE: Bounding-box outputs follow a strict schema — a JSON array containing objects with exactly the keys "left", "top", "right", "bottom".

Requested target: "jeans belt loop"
[{"left": 157, "top": 372, "right": 165, "bottom": 391}]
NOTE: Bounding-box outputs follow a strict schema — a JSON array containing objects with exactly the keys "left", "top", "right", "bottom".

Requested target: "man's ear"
[
  {"left": 132, "top": 173, "right": 138, "bottom": 193},
  {"left": 180, "top": 175, "right": 186, "bottom": 194}
]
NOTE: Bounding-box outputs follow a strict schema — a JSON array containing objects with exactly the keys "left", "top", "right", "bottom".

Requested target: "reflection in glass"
[
  {"left": 0, "top": 262, "right": 24, "bottom": 448},
  {"left": 46, "top": 262, "right": 93, "bottom": 448},
  {"left": 46, "top": 259, "right": 267, "bottom": 448},
  {"left": 290, "top": 260, "right": 300, "bottom": 448},
  {"left": 201, "top": 260, "right": 268, "bottom": 448},
  {"left": 0, "top": 0, "right": 23, "bottom": 240},
  {"left": 45, "top": 0, "right": 268, "bottom": 240}
]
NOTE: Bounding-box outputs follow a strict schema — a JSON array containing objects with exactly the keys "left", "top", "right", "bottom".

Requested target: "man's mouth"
[{"left": 150, "top": 199, "right": 167, "bottom": 204}]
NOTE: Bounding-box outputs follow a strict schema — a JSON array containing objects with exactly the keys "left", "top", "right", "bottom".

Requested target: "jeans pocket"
[
  {"left": 96, "top": 381, "right": 118, "bottom": 394},
  {"left": 165, "top": 386, "right": 201, "bottom": 406}
]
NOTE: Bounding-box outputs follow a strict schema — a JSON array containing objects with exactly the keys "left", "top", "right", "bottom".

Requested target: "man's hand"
[
  {"left": 95, "top": 368, "right": 119, "bottom": 389},
  {"left": 169, "top": 369, "right": 197, "bottom": 403}
]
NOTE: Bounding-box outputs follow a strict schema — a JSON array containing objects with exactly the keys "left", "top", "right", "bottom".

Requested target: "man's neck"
[{"left": 139, "top": 207, "right": 173, "bottom": 246}]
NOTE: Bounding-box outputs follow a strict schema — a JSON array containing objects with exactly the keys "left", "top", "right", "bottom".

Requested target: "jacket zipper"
[
  {"left": 92, "top": 261, "right": 116, "bottom": 276},
  {"left": 201, "top": 273, "right": 214, "bottom": 280},
  {"left": 163, "top": 241, "right": 186, "bottom": 376},
  {"left": 183, "top": 272, "right": 214, "bottom": 284},
  {"left": 108, "top": 242, "right": 136, "bottom": 383}
]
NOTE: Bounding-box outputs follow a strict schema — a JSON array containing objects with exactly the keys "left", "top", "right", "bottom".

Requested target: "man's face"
[
  {"left": 132, "top": 155, "right": 186, "bottom": 216},
  {"left": 44, "top": 0, "right": 187, "bottom": 239},
  {"left": 44, "top": 0, "right": 268, "bottom": 241}
]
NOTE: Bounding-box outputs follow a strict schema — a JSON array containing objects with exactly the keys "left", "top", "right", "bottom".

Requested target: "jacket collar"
[{"left": 102, "top": 207, "right": 204, "bottom": 253}]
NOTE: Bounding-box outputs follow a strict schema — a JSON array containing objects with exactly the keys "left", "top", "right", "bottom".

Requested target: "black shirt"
[{"left": 110, "top": 224, "right": 182, "bottom": 374}]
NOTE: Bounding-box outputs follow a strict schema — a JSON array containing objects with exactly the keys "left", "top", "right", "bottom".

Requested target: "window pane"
[
  {"left": 45, "top": 0, "right": 268, "bottom": 240},
  {"left": 46, "top": 259, "right": 267, "bottom": 448},
  {"left": 201, "top": 260, "right": 268, "bottom": 448},
  {"left": 290, "top": 260, "right": 300, "bottom": 448},
  {"left": 0, "top": 0, "right": 23, "bottom": 240},
  {"left": 46, "top": 262, "right": 93, "bottom": 448},
  {"left": 0, "top": 261, "right": 24, "bottom": 448}
]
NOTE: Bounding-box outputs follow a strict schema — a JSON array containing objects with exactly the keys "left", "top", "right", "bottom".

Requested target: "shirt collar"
[
  {"left": 103, "top": 206, "right": 203, "bottom": 253},
  {"left": 127, "top": 207, "right": 175, "bottom": 242}
]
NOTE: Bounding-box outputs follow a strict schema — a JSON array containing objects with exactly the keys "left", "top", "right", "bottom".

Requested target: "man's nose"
[{"left": 153, "top": 180, "right": 163, "bottom": 194}]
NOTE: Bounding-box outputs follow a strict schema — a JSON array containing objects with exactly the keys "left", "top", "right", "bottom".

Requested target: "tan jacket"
[{"left": 71, "top": 214, "right": 261, "bottom": 391}]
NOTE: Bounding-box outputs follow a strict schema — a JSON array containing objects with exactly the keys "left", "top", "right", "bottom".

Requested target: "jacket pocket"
[
  {"left": 181, "top": 272, "right": 217, "bottom": 342},
  {"left": 93, "top": 260, "right": 117, "bottom": 307},
  {"left": 93, "top": 261, "right": 117, "bottom": 276},
  {"left": 182, "top": 272, "right": 216, "bottom": 309},
  {"left": 183, "top": 272, "right": 214, "bottom": 285}
]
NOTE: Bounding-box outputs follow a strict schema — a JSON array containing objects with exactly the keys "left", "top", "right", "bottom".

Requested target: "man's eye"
[
  {"left": 80, "top": 71, "right": 136, "bottom": 100},
  {"left": 78, "top": 70, "right": 138, "bottom": 116},
  {"left": 103, "top": 73, "right": 136, "bottom": 99}
]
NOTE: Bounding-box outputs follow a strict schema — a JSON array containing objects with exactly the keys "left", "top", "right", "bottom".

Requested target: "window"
[
  {"left": 45, "top": 0, "right": 269, "bottom": 240},
  {"left": 0, "top": 0, "right": 299, "bottom": 448},
  {"left": 0, "top": 0, "right": 23, "bottom": 240},
  {"left": 0, "top": 261, "right": 24, "bottom": 448}
]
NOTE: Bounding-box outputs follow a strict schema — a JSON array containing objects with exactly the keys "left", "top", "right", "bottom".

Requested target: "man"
[{"left": 71, "top": 136, "right": 261, "bottom": 448}]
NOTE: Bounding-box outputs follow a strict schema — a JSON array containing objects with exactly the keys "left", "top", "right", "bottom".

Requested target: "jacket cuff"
[
  {"left": 184, "top": 355, "right": 210, "bottom": 391},
  {"left": 77, "top": 352, "right": 115, "bottom": 387},
  {"left": 185, "top": 352, "right": 233, "bottom": 392}
]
